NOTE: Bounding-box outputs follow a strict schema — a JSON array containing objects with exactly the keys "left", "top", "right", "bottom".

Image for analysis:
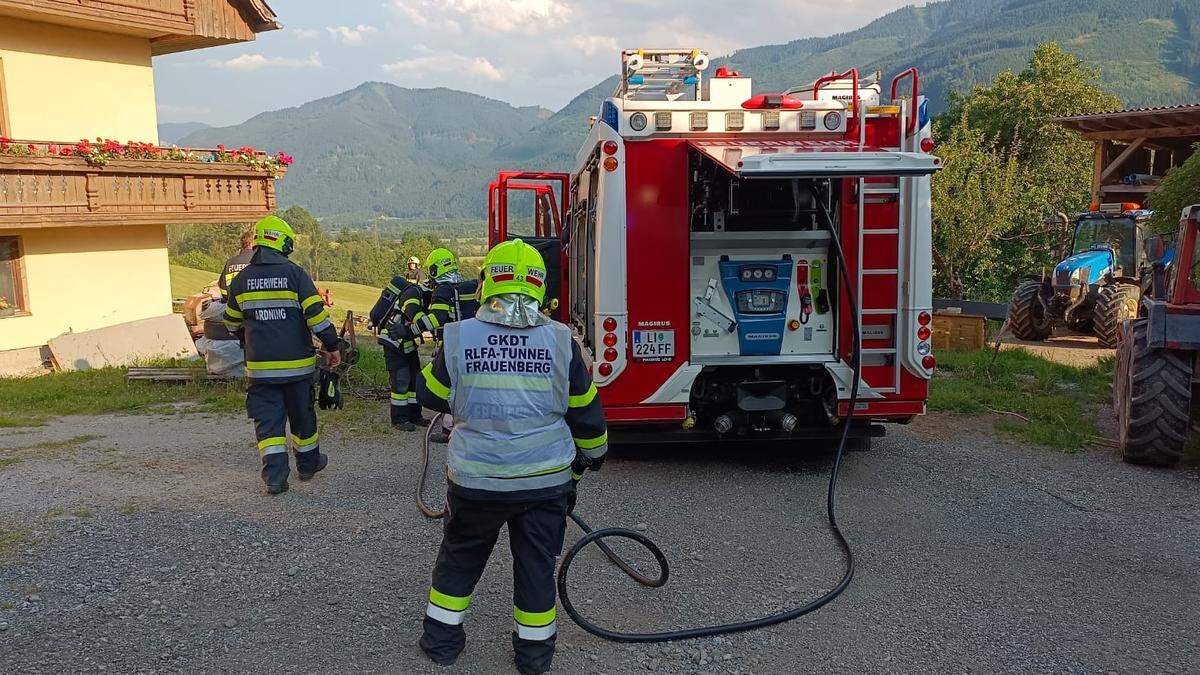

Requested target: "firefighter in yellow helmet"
[
  {"left": 223, "top": 215, "right": 342, "bottom": 494},
  {"left": 405, "top": 255, "right": 422, "bottom": 284},
  {"left": 415, "top": 248, "right": 480, "bottom": 340},
  {"left": 416, "top": 239, "right": 607, "bottom": 674}
]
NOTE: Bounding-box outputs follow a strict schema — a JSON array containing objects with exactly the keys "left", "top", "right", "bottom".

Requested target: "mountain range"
[{"left": 179, "top": 0, "right": 1200, "bottom": 222}]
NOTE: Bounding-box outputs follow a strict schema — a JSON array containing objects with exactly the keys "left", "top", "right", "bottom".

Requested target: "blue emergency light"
[{"left": 719, "top": 256, "right": 793, "bottom": 356}]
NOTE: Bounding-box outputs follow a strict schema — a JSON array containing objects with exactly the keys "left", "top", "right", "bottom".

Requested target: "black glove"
[
  {"left": 588, "top": 455, "right": 605, "bottom": 472},
  {"left": 567, "top": 481, "right": 579, "bottom": 514},
  {"left": 317, "top": 368, "right": 343, "bottom": 410}
]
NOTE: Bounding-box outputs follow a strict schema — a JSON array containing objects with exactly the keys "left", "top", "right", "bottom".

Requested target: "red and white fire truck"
[{"left": 488, "top": 49, "right": 941, "bottom": 440}]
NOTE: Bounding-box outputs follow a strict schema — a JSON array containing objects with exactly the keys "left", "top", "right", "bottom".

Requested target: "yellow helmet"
[
  {"left": 253, "top": 215, "right": 297, "bottom": 256},
  {"left": 480, "top": 239, "right": 547, "bottom": 304},
  {"left": 424, "top": 248, "right": 459, "bottom": 279}
]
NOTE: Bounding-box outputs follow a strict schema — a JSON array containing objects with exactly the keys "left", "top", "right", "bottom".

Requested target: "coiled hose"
[{"left": 415, "top": 196, "right": 861, "bottom": 642}]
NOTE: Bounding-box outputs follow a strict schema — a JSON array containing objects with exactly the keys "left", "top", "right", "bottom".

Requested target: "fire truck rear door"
[{"left": 687, "top": 139, "right": 939, "bottom": 178}]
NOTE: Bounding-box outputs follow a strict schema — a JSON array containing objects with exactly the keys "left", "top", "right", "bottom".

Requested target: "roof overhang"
[{"left": 1054, "top": 104, "right": 1200, "bottom": 141}]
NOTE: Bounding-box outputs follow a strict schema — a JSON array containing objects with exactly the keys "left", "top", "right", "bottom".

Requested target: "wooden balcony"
[
  {"left": 0, "top": 0, "right": 279, "bottom": 55},
  {"left": 0, "top": 149, "right": 284, "bottom": 229}
]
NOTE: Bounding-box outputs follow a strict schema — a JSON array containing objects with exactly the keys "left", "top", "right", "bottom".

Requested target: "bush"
[
  {"left": 1148, "top": 144, "right": 1200, "bottom": 234},
  {"left": 171, "top": 250, "right": 223, "bottom": 273}
]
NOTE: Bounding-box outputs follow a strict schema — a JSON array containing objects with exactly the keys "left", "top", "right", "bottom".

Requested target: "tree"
[
  {"left": 931, "top": 42, "right": 1121, "bottom": 300},
  {"left": 1148, "top": 144, "right": 1200, "bottom": 234}
]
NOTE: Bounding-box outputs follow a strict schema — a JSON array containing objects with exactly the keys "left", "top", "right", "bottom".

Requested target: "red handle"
[
  {"left": 889, "top": 68, "right": 920, "bottom": 135},
  {"left": 812, "top": 68, "right": 859, "bottom": 121}
]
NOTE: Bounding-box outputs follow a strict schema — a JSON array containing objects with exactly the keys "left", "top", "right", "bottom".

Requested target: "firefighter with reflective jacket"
[
  {"left": 416, "top": 239, "right": 607, "bottom": 675},
  {"left": 217, "top": 227, "right": 256, "bottom": 300},
  {"left": 415, "top": 248, "right": 480, "bottom": 341},
  {"left": 223, "top": 215, "right": 343, "bottom": 495},
  {"left": 368, "top": 274, "right": 427, "bottom": 430}
]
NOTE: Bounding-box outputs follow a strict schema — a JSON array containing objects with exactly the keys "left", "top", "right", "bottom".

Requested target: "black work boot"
[
  {"left": 513, "top": 632, "right": 556, "bottom": 675},
  {"left": 419, "top": 617, "right": 465, "bottom": 666},
  {"left": 262, "top": 454, "right": 290, "bottom": 494},
  {"left": 393, "top": 420, "right": 416, "bottom": 432},
  {"left": 297, "top": 452, "right": 328, "bottom": 481}
]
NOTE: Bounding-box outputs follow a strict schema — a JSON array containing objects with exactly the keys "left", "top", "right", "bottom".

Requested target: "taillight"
[
  {"left": 598, "top": 362, "right": 613, "bottom": 377},
  {"left": 603, "top": 333, "right": 618, "bottom": 347},
  {"left": 603, "top": 348, "right": 618, "bottom": 362},
  {"left": 917, "top": 326, "right": 931, "bottom": 341},
  {"left": 603, "top": 156, "right": 619, "bottom": 172},
  {"left": 917, "top": 311, "right": 932, "bottom": 326},
  {"left": 920, "top": 137, "right": 935, "bottom": 153},
  {"left": 922, "top": 355, "right": 936, "bottom": 370},
  {"left": 602, "top": 140, "right": 619, "bottom": 155},
  {"left": 603, "top": 317, "right": 618, "bottom": 332}
]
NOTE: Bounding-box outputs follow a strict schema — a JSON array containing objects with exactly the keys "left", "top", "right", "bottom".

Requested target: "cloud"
[
  {"left": 383, "top": 53, "right": 504, "bottom": 82},
  {"left": 207, "top": 52, "right": 323, "bottom": 71},
  {"left": 390, "top": 0, "right": 568, "bottom": 35},
  {"left": 291, "top": 27, "right": 321, "bottom": 39},
  {"left": 326, "top": 24, "right": 379, "bottom": 45}
]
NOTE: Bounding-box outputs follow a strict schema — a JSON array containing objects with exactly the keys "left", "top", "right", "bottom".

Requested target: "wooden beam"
[
  {"left": 1100, "top": 138, "right": 1146, "bottom": 182},
  {"left": 1091, "top": 141, "right": 1104, "bottom": 206},
  {"left": 1072, "top": 125, "right": 1200, "bottom": 141}
]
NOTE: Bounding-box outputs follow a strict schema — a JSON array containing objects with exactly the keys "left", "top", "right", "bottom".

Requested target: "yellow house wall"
[
  {"left": 0, "top": 225, "right": 173, "bottom": 351},
  {"left": 0, "top": 18, "right": 174, "bottom": 352},
  {"left": 0, "top": 17, "right": 159, "bottom": 143}
]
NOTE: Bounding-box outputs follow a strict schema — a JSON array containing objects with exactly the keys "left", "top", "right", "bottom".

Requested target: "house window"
[{"left": 0, "top": 236, "right": 28, "bottom": 318}]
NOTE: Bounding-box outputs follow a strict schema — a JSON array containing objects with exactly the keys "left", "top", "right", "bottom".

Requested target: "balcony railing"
[{"left": 0, "top": 141, "right": 288, "bottom": 229}]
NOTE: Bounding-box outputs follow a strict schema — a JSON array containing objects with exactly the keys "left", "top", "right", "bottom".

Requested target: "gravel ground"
[{"left": 1, "top": 409, "right": 1199, "bottom": 674}]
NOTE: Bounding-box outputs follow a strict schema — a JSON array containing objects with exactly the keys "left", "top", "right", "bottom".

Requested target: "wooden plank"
[
  {"left": 1091, "top": 141, "right": 1104, "bottom": 205},
  {"left": 1099, "top": 138, "right": 1146, "bottom": 182},
  {"left": 1071, "top": 125, "right": 1200, "bottom": 141},
  {"left": 47, "top": 314, "right": 199, "bottom": 372}
]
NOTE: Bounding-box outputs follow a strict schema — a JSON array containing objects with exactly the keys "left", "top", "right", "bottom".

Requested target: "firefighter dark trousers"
[
  {"left": 421, "top": 492, "right": 569, "bottom": 673},
  {"left": 245, "top": 378, "right": 321, "bottom": 486},
  {"left": 385, "top": 348, "right": 422, "bottom": 425}
]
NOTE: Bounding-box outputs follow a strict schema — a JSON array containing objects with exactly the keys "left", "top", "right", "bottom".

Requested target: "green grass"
[
  {"left": 0, "top": 414, "right": 44, "bottom": 428},
  {"left": 169, "top": 264, "right": 382, "bottom": 316},
  {"left": 0, "top": 525, "right": 33, "bottom": 561},
  {"left": 168, "top": 264, "right": 218, "bottom": 299},
  {"left": 930, "top": 348, "right": 1113, "bottom": 450},
  {"left": 0, "top": 367, "right": 245, "bottom": 419}
]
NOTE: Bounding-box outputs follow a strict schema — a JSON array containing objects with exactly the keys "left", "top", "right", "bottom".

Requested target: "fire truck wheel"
[
  {"left": 1093, "top": 283, "right": 1140, "bottom": 348},
  {"left": 1008, "top": 280, "right": 1052, "bottom": 341},
  {"left": 1117, "top": 318, "right": 1191, "bottom": 467}
]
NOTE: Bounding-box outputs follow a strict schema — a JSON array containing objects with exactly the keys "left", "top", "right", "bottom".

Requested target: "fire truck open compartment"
[{"left": 685, "top": 145, "right": 847, "bottom": 431}]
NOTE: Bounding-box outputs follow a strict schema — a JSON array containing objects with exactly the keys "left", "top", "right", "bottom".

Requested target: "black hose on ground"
[{"left": 416, "top": 191, "right": 861, "bottom": 642}]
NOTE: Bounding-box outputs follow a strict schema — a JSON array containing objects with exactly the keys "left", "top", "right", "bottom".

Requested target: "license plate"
[{"left": 631, "top": 330, "right": 675, "bottom": 362}]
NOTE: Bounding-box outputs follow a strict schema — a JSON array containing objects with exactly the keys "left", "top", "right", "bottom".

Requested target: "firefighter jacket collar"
[
  {"left": 251, "top": 247, "right": 291, "bottom": 265},
  {"left": 477, "top": 293, "right": 550, "bottom": 329}
]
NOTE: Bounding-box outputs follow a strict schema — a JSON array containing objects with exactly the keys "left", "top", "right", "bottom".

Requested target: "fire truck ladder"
[
  {"left": 618, "top": 48, "right": 708, "bottom": 100},
  {"left": 858, "top": 71, "right": 919, "bottom": 395}
]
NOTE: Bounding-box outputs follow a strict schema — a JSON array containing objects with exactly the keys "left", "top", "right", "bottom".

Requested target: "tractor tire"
[
  {"left": 1116, "top": 318, "right": 1192, "bottom": 467},
  {"left": 1007, "top": 280, "right": 1052, "bottom": 341},
  {"left": 1093, "top": 283, "right": 1140, "bottom": 348}
]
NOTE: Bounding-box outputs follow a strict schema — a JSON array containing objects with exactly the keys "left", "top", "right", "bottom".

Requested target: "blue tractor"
[{"left": 1008, "top": 208, "right": 1158, "bottom": 348}]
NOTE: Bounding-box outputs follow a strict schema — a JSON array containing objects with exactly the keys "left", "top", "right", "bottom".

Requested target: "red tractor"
[{"left": 1114, "top": 205, "right": 1200, "bottom": 466}]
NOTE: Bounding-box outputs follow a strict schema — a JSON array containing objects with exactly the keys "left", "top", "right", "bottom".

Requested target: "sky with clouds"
[{"left": 154, "top": 0, "right": 917, "bottom": 126}]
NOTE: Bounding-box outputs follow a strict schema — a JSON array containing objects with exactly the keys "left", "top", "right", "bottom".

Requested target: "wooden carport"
[{"left": 1055, "top": 104, "right": 1200, "bottom": 208}]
